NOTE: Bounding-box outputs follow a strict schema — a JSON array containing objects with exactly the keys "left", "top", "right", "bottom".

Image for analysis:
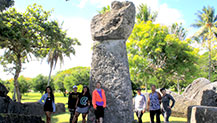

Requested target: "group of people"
[
  {"left": 134, "top": 85, "right": 175, "bottom": 123},
  {"left": 39, "top": 83, "right": 175, "bottom": 123},
  {"left": 39, "top": 82, "right": 106, "bottom": 123}
]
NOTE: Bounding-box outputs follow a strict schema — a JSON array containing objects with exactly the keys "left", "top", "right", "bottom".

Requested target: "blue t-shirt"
[{"left": 149, "top": 92, "right": 160, "bottom": 110}]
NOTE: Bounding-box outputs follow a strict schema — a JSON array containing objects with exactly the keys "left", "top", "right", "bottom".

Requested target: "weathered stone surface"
[
  {"left": 0, "top": 86, "right": 65, "bottom": 123},
  {"left": 0, "top": 97, "right": 65, "bottom": 116},
  {"left": 0, "top": 97, "right": 11, "bottom": 113},
  {"left": 91, "top": 1, "right": 135, "bottom": 41},
  {"left": 182, "top": 78, "right": 217, "bottom": 106},
  {"left": 89, "top": 39, "right": 134, "bottom": 123},
  {"left": 187, "top": 105, "right": 217, "bottom": 123},
  {"left": 88, "top": 1, "right": 136, "bottom": 123},
  {"left": 0, "top": 83, "right": 9, "bottom": 97},
  {"left": 22, "top": 102, "right": 66, "bottom": 116},
  {"left": 0, "top": 113, "right": 44, "bottom": 123},
  {"left": 169, "top": 91, "right": 197, "bottom": 117},
  {"left": 165, "top": 78, "right": 217, "bottom": 118}
]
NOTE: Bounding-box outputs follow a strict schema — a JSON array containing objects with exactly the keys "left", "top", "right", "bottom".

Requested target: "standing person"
[
  {"left": 147, "top": 85, "right": 162, "bottom": 123},
  {"left": 160, "top": 88, "right": 175, "bottom": 123},
  {"left": 134, "top": 88, "right": 146, "bottom": 123},
  {"left": 68, "top": 85, "right": 80, "bottom": 123},
  {"left": 92, "top": 82, "right": 106, "bottom": 123},
  {"left": 72, "top": 86, "right": 91, "bottom": 123},
  {"left": 39, "top": 86, "right": 56, "bottom": 123}
]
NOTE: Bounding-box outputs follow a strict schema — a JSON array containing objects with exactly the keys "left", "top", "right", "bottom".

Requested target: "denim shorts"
[{"left": 76, "top": 106, "right": 89, "bottom": 114}]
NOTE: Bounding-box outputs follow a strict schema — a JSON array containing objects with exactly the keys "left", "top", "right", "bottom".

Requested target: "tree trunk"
[
  {"left": 208, "top": 44, "right": 212, "bottom": 81},
  {"left": 208, "top": 28, "right": 212, "bottom": 81},
  {"left": 145, "top": 81, "right": 148, "bottom": 92},
  {"left": 177, "top": 79, "right": 180, "bottom": 94},
  {"left": 14, "top": 55, "right": 22, "bottom": 102},
  {"left": 47, "top": 67, "right": 53, "bottom": 86}
]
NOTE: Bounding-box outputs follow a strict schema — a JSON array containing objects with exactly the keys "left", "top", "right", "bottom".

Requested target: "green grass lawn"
[{"left": 8, "top": 92, "right": 187, "bottom": 123}]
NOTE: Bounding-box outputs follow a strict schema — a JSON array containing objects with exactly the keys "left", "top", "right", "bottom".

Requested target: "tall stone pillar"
[{"left": 88, "top": 1, "right": 136, "bottom": 123}]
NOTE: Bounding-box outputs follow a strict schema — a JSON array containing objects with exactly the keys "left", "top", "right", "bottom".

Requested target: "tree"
[
  {"left": 0, "top": 0, "right": 14, "bottom": 11},
  {"left": 192, "top": 6, "right": 217, "bottom": 81},
  {"left": 127, "top": 21, "right": 199, "bottom": 90},
  {"left": 9, "top": 76, "right": 31, "bottom": 96},
  {"left": 136, "top": 3, "right": 158, "bottom": 22},
  {"left": 32, "top": 74, "right": 54, "bottom": 94},
  {"left": 169, "top": 23, "right": 187, "bottom": 41},
  {"left": 53, "top": 66, "right": 90, "bottom": 95},
  {"left": 0, "top": 4, "right": 80, "bottom": 102},
  {"left": 63, "top": 67, "right": 90, "bottom": 92}
]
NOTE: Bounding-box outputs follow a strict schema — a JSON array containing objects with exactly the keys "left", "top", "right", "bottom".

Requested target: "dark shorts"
[
  {"left": 94, "top": 106, "right": 104, "bottom": 119},
  {"left": 44, "top": 106, "right": 53, "bottom": 112}
]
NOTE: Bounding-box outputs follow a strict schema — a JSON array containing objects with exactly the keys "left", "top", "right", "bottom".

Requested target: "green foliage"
[
  {"left": 169, "top": 23, "right": 187, "bottom": 40},
  {"left": 192, "top": 6, "right": 217, "bottom": 80},
  {"left": 32, "top": 74, "right": 54, "bottom": 94},
  {"left": 0, "top": 4, "right": 80, "bottom": 101},
  {"left": 0, "top": 0, "right": 14, "bottom": 11},
  {"left": 136, "top": 3, "right": 158, "bottom": 22},
  {"left": 53, "top": 66, "right": 90, "bottom": 94},
  {"left": 0, "top": 79, "right": 11, "bottom": 90},
  {"left": 9, "top": 76, "right": 31, "bottom": 95},
  {"left": 98, "top": 5, "right": 110, "bottom": 14},
  {"left": 18, "top": 76, "right": 31, "bottom": 94},
  {"left": 127, "top": 21, "right": 199, "bottom": 89}
]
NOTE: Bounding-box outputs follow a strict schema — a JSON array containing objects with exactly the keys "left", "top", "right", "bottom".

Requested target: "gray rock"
[
  {"left": 0, "top": 83, "right": 9, "bottom": 97},
  {"left": 0, "top": 113, "right": 44, "bottom": 123},
  {"left": 187, "top": 105, "right": 217, "bottom": 123},
  {"left": 88, "top": 1, "right": 136, "bottom": 123},
  {"left": 91, "top": 1, "right": 135, "bottom": 41},
  {"left": 168, "top": 78, "right": 217, "bottom": 118},
  {"left": 170, "top": 91, "right": 197, "bottom": 117},
  {"left": 182, "top": 78, "right": 217, "bottom": 106},
  {"left": 0, "top": 97, "right": 11, "bottom": 113},
  {"left": 23, "top": 102, "right": 65, "bottom": 116}
]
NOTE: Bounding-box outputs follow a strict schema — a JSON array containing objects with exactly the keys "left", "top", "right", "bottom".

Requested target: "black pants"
[
  {"left": 69, "top": 108, "right": 77, "bottom": 123},
  {"left": 150, "top": 109, "right": 161, "bottom": 123},
  {"left": 94, "top": 106, "right": 104, "bottom": 119},
  {"left": 162, "top": 109, "right": 171, "bottom": 123},
  {"left": 136, "top": 111, "right": 143, "bottom": 123}
]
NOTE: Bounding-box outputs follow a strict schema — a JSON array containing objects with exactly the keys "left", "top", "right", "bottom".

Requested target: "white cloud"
[
  {"left": 79, "top": 0, "right": 183, "bottom": 26},
  {"left": 155, "top": 4, "right": 184, "bottom": 26}
]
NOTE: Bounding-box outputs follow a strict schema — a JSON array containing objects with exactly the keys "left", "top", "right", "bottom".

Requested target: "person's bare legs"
[
  {"left": 45, "top": 111, "right": 52, "bottom": 123},
  {"left": 82, "top": 114, "right": 87, "bottom": 123},
  {"left": 72, "top": 112, "right": 80, "bottom": 123},
  {"left": 99, "top": 117, "right": 103, "bottom": 123},
  {"left": 95, "top": 119, "right": 99, "bottom": 123}
]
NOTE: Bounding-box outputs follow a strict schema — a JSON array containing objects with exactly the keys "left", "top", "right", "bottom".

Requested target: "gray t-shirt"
[{"left": 161, "top": 94, "right": 175, "bottom": 111}]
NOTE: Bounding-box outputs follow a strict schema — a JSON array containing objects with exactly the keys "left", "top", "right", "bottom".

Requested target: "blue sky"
[{"left": 1, "top": 0, "right": 216, "bottom": 80}]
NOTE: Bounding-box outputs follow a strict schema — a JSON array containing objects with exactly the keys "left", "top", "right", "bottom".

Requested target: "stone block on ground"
[
  {"left": 0, "top": 113, "right": 44, "bottom": 123},
  {"left": 187, "top": 105, "right": 217, "bottom": 123},
  {"left": 0, "top": 83, "right": 9, "bottom": 97},
  {"left": 23, "top": 102, "right": 65, "bottom": 116}
]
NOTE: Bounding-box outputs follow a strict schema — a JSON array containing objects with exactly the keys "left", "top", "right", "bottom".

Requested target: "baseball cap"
[
  {"left": 73, "top": 85, "right": 77, "bottom": 89},
  {"left": 136, "top": 88, "right": 142, "bottom": 91}
]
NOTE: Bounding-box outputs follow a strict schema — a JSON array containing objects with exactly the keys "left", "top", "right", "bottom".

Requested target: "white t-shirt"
[{"left": 135, "top": 94, "right": 146, "bottom": 111}]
